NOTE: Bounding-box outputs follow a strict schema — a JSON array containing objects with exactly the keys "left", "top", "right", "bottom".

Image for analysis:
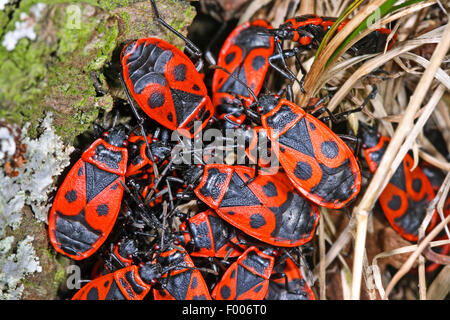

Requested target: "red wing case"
[
  {"left": 212, "top": 20, "right": 274, "bottom": 109},
  {"left": 72, "top": 265, "right": 151, "bottom": 300},
  {"left": 121, "top": 38, "right": 213, "bottom": 138},
  {"left": 362, "top": 135, "right": 438, "bottom": 242},
  {"left": 153, "top": 248, "right": 211, "bottom": 300},
  {"left": 48, "top": 138, "right": 127, "bottom": 260},
  {"left": 195, "top": 164, "right": 320, "bottom": 247},
  {"left": 262, "top": 99, "right": 361, "bottom": 209},
  {"left": 212, "top": 246, "right": 274, "bottom": 300}
]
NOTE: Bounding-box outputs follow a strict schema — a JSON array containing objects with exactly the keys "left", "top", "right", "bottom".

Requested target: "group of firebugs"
[{"left": 47, "top": 0, "right": 449, "bottom": 300}]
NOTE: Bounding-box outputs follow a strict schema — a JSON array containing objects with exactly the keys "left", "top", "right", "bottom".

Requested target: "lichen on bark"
[{"left": 0, "top": 0, "right": 195, "bottom": 299}]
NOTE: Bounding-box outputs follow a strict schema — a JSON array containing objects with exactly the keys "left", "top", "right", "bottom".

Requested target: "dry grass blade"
[
  {"left": 427, "top": 265, "right": 450, "bottom": 300},
  {"left": 326, "top": 26, "right": 445, "bottom": 112},
  {"left": 351, "top": 19, "right": 450, "bottom": 300},
  {"left": 384, "top": 214, "right": 450, "bottom": 299}
]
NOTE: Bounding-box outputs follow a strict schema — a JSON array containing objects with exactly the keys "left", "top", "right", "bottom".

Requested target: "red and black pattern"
[
  {"left": 194, "top": 164, "right": 320, "bottom": 247},
  {"left": 212, "top": 20, "right": 275, "bottom": 126},
  {"left": 212, "top": 246, "right": 275, "bottom": 300},
  {"left": 152, "top": 248, "right": 212, "bottom": 300},
  {"left": 360, "top": 126, "right": 438, "bottom": 242},
  {"left": 121, "top": 38, "right": 214, "bottom": 138},
  {"left": 260, "top": 98, "right": 361, "bottom": 209},
  {"left": 48, "top": 127, "right": 128, "bottom": 260},
  {"left": 177, "top": 209, "right": 245, "bottom": 258},
  {"left": 266, "top": 256, "right": 315, "bottom": 300},
  {"left": 72, "top": 265, "right": 152, "bottom": 300}
]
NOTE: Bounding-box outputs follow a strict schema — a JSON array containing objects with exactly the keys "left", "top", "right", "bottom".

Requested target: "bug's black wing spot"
[
  {"left": 262, "top": 181, "right": 278, "bottom": 197},
  {"left": 250, "top": 214, "right": 266, "bottom": 229},
  {"left": 148, "top": 91, "right": 166, "bottom": 109},
  {"left": 225, "top": 52, "right": 236, "bottom": 64},
  {"left": 173, "top": 64, "right": 187, "bottom": 81},
  {"left": 86, "top": 287, "right": 99, "bottom": 300},
  {"left": 294, "top": 161, "right": 313, "bottom": 181},
  {"left": 387, "top": 194, "right": 402, "bottom": 211},
  {"left": 220, "top": 285, "right": 232, "bottom": 299},
  {"left": 412, "top": 178, "right": 422, "bottom": 193},
  {"left": 321, "top": 140, "right": 339, "bottom": 159},
  {"left": 190, "top": 277, "right": 198, "bottom": 289},
  {"left": 96, "top": 204, "right": 109, "bottom": 216},
  {"left": 252, "top": 55, "right": 266, "bottom": 71},
  {"left": 65, "top": 190, "right": 77, "bottom": 203}
]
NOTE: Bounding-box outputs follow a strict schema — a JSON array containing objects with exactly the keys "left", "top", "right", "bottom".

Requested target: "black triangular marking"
[
  {"left": 164, "top": 269, "right": 192, "bottom": 300},
  {"left": 170, "top": 88, "right": 204, "bottom": 126},
  {"left": 85, "top": 162, "right": 119, "bottom": 203},
  {"left": 236, "top": 264, "right": 264, "bottom": 298},
  {"left": 220, "top": 172, "right": 261, "bottom": 208}
]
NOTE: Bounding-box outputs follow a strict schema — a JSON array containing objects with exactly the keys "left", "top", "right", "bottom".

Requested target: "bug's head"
[
  {"left": 358, "top": 121, "right": 380, "bottom": 149},
  {"left": 117, "top": 238, "right": 138, "bottom": 260},
  {"left": 256, "top": 94, "right": 280, "bottom": 115},
  {"left": 102, "top": 125, "right": 129, "bottom": 148},
  {"left": 138, "top": 262, "right": 162, "bottom": 284}
]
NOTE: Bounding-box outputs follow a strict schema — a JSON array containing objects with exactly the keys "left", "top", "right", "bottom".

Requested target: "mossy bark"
[{"left": 0, "top": 0, "right": 195, "bottom": 299}]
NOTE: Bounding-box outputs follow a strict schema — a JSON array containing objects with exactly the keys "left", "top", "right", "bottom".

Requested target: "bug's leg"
[
  {"left": 150, "top": 0, "right": 203, "bottom": 70},
  {"left": 318, "top": 85, "right": 378, "bottom": 123},
  {"left": 269, "top": 40, "right": 307, "bottom": 93}
]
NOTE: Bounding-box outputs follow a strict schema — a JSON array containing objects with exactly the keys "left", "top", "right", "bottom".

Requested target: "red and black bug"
[
  {"left": 212, "top": 19, "right": 274, "bottom": 128},
  {"left": 120, "top": 1, "right": 214, "bottom": 138},
  {"left": 73, "top": 247, "right": 211, "bottom": 300},
  {"left": 210, "top": 65, "right": 363, "bottom": 209},
  {"left": 359, "top": 123, "right": 438, "bottom": 242},
  {"left": 191, "top": 163, "right": 320, "bottom": 247},
  {"left": 211, "top": 246, "right": 275, "bottom": 300},
  {"left": 48, "top": 126, "right": 129, "bottom": 260},
  {"left": 120, "top": 38, "right": 214, "bottom": 138},
  {"left": 73, "top": 264, "right": 153, "bottom": 300},
  {"left": 265, "top": 14, "right": 397, "bottom": 93},
  {"left": 176, "top": 209, "right": 245, "bottom": 258},
  {"left": 271, "top": 15, "right": 397, "bottom": 53},
  {"left": 266, "top": 255, "right": 315, "bottom": 300}
]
